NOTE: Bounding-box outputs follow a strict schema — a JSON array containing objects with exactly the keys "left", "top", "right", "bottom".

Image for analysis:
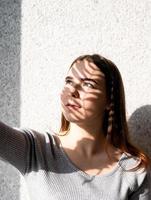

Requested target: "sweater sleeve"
[
  {"left": 0, "top": 121, "right": 31, "bottom": 174},
  {"left": 129, "top": 170, "right": 151, "bottom": 200}
]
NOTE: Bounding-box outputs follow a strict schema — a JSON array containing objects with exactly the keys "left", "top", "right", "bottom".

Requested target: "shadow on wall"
[
  {"left": 128, "top": 105, "right": 151, "bottom": 158},
  {"left": 0, "top": 0, "right": 21, "bottom": 199}
]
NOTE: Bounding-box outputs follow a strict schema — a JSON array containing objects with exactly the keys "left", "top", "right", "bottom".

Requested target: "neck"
[
  {"left": 69, "top": 122, "right": 105, "bottom": 139},
  {"left": 60, "top": 122, "right": 108, "bottom": 158}
]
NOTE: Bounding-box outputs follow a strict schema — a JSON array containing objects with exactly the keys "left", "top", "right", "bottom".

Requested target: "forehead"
[{"left": 67, "top": 60, "right": 105, "bottom": 81}]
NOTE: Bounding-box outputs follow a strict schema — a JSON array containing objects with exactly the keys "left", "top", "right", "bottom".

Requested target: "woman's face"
[{"left": 60, "top": 59, "right": 108, "bottom": 125}]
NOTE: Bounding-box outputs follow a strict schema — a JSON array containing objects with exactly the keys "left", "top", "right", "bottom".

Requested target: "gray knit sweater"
[{"left": 0, "top": 121, "right": 151, "bottom": 200}]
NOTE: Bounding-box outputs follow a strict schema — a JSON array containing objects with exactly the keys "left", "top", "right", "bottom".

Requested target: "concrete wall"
[
  {"left": 0, "top": 0, "right": 151, "bottom": 199},
  {"left": 0, "top": 0, "right": 21, "bottom": 199}
]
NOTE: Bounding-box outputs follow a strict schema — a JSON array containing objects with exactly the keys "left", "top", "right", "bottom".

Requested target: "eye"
[
  {"left": 83, "top": 82, "right": 95, "bottom": 88},
  {"left": 65, "top": 79, "right": 73, "bottom": 85}
]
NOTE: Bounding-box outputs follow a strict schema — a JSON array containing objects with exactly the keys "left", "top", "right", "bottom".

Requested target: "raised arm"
[{"left": 0, "top": 121, "right": 29, "bottom": 174}]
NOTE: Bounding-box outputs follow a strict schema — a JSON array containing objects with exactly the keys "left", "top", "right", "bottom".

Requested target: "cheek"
[
  {"left": 81, "top": 93, "right": 107, "bottom": 111},
  {"left": 60, "top": 87, "right": 69, "bottom": 104}
]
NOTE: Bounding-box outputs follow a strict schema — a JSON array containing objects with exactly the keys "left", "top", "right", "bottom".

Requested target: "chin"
[
  {"left": 64, "top": 116, "right": 80, "bottom": 123},
  {"left": 63, "top": 113, "right": 83, "bottom": 123}
]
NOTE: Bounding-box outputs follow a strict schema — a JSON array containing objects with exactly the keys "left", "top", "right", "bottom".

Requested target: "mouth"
[{"left": 66, "top": 103, "right": 81, "bottom": 109}]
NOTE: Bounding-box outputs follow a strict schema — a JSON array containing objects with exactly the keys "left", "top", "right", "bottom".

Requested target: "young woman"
[{"left": 0, "top": 54, "right": 150, "bottom": 199}]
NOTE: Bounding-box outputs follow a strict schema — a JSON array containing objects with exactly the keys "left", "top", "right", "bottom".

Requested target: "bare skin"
[{"left": 57, "top": 59, "right": 122, "bottom": 176}]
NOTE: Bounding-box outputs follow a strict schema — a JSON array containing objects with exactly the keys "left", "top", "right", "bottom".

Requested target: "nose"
[
  {"left": 72, "top": 90, "right": 79, "bottom": 98},
  {"left": 70, "top": 85, "right": 80, "bottom": 98}
]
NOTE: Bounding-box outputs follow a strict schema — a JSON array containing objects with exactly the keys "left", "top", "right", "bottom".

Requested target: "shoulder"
[
  {"left": 20, "top": 128, "right": 61, "bottom": 172},
  {"left": 16, "top": 127, "right": 60, "bottom": 155},
  {"left": 119, "top": 153, "right": 151, "bottom": 192}
]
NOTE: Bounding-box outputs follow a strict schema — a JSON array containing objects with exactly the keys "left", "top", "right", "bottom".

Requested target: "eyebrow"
[{"left": 65, "top": 76, "right": 98, "bottom": 85}]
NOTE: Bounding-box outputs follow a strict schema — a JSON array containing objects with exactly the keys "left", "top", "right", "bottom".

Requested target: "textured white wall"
[{"left": 0, "top": 0, "right": 151, "bottom": 199}]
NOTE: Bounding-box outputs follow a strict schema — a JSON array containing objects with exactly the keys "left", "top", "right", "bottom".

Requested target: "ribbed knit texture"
[{"left": 0, "top": 121, "right": 151, "bottom": 200}]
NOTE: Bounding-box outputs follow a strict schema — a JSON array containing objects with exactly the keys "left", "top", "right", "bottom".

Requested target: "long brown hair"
[{"left": 59, "top": 54, "right": 150, "bottom": 169}]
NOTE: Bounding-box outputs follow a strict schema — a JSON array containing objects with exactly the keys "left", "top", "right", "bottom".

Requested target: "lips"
[{"left": 66, "top": 103, "right": 81, "bottom": 109}]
